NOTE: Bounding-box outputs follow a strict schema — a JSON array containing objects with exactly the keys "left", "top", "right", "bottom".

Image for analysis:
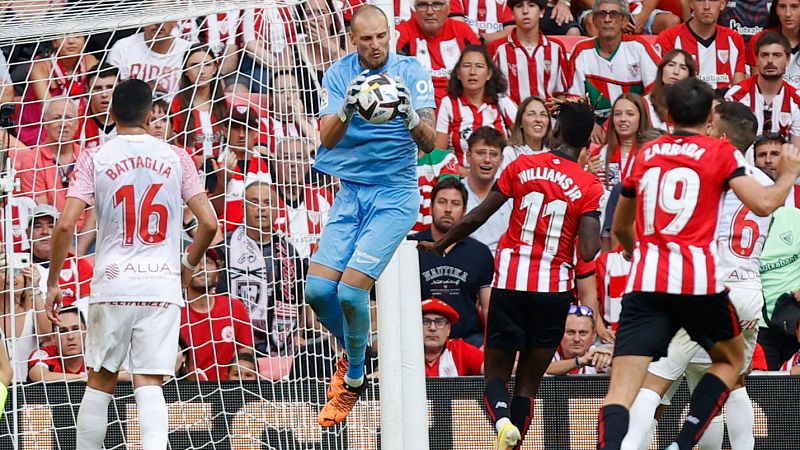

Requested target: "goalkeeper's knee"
[{"left": 305, "top": 275, "right": 345, "bottom": 346}]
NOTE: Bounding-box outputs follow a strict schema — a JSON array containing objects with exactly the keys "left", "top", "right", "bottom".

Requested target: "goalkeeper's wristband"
[
  {"left": 0, "top": 382, "right": 7, "bottom": 418},
  {"left": 182, "top": 253, "right": 198, "bottom": 271},
  {"left": 336, "top": 107, "right": 352, "bottom": 123}
]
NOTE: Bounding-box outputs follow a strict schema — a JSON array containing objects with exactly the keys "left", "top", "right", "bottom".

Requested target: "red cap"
[{"left": 421, "top": 298, "right": 459, "bottom": 324}]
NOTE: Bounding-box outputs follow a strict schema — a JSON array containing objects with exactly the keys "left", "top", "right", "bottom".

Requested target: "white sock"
[
  {"left": 621, "top": 389, "right": 661, "bottom": 450},
  {"left": 697, "top": 414, "right": 724, "bottom": 450},
  {"left": 495, "top": 417, "right": 511, "bottom": 433},
  {"left": 76, "top": 387, "right": 113, "bottom": 450},
  {"left": 641, "top": 418, "right": 657, "bottom": 450},
  {"left": 135, "top": 385, "right": 168, "bottom": 450},
  {"left": 344, "top": 374, "right": 364, "bottom": 388},
  {"left": 725, "top": 387, "right": 755, "bottom": 450}
]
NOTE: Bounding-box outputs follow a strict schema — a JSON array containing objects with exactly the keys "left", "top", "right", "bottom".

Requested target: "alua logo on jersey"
[{"left": 105, "top": 262, "right": 171, "bottom": 279}]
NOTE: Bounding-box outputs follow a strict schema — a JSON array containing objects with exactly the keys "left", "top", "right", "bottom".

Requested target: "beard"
[
  {"left": 761, "top": 69, "right": 784, "bottom": 81},
  {"left": 432, "top": 217, "right": 453, "bottom": 234}
]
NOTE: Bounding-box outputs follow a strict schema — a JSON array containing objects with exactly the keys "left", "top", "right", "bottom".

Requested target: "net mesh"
[{"left": 0, "top": 0, "right": 378, "bottom": 448}]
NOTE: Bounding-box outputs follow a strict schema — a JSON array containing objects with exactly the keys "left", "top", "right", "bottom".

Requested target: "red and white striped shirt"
[
  {"left": 493, "top": 151, "right": 604, "bottom": 292},
  {"left": 621, "top": 134, "right": 747, "bottom": 295},
  {"left": 655, "top": 22, "right": 746, "bottom": 89},
  {"left": 595, "top": 249, "right": 630, "bottom": 330},
  {"left": 76, "top": 103, "right": 116, "bottom": 150},
  {"left": 725, "top": 76, "right": 800, "bottom": 141},
  {"left": 436, "top": 95, "right": 517, "bottom": 166},
  {"left": 784, "top": 184, "right": 800, "bottom": 208},
  {"left": 273, "top": 186, "right": 334, "bottom": 260},
  {"left": 397, "top": 18, "right": 481, "bottom": 105},
  {"left": 259, "top": 117, "right": 319, "bottom": 153},
  {"left": 394, "top": 0, "right": 465, "bottom": 25},
  {"left": 458, "top": 0, "right": 513, "bottom": 35},
  {"left": 488, "top": 30, "right": 569, "bottom": 103}
]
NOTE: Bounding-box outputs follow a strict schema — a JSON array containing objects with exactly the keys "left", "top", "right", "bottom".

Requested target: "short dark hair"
[
  {"left": 430, "top": 177, "right": 468, "bottom": 205},
  {"left": 714, "top": 102, "right": 758, "bottom": 151},
  {"left": 112, "top": 79, "right": 153, "bottom": 126},
  {"left": 509, "top": 0, "right": 547, "bottom": 10},
  {"left": 87, "top": 62, "right": 119, "bottom": 82},
  {"left": 58, "top": 306, "right": 85, "bottom": 326},
  {"left": 554, "top": 102, "right": 595, "bottom": 149},
  {"left": 231, "top": 351, "right": 258, "bottom": 367},
  {"left": 665, "top": 78, "right": 714, "bottom": 127},
  {"left": 755, "top": 31, "right": 791, "bottom": 58},
  {"left": 468, "top": 126, "right": 507, "bottom": 150}
]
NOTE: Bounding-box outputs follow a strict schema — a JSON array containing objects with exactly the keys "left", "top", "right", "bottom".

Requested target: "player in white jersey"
[
  {"left": 44, "top": 80, "right": 218, "bottom": 450},
  {"left": 621, "top": 102, "right": 772, "bottom": 450}
]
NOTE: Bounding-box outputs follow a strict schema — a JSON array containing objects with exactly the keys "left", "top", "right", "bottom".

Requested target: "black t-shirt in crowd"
[{"left": 410, "top": 228, "right": 494, "bottom": 341}]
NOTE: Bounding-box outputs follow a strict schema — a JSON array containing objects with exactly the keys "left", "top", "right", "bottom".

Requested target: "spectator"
[
  {"left": 586, "top": 93, "right": 650, "bottom": 190},
  {"left": 216, "top": 182, "right": 306, "bottom": 356},
  {"left": 147, "top": 98, "right": 175, "bottom": 141},
  {"left": 180, "top": 246, "right": 254, "bottom": 381},
  {"left": 718, "top": 0, "right": 770, "bottom": 46},
  {"left": 752, "top": 131, "right": 800, "bottom": 206},
  {"left": 209, "top": 106, "right": 271, "bottom": 231},
  {"left": 422, "top": 298, "right": 484, "bottom": 377},
  {"left": 106, "top": 21, "right": 192, "bottom": 100},
  {"left": 435, "top": 45, "right": 517, "bottom": 172},
  {"left": 488, "top": 0, "right": 570, "bottom": 105},
  {"left": 539, "top": 0, "right": 581, "bottom": 36},
  {"left": 582, "top": 0, "right": 679, "bottom": 37},
  {"left": 237, "top": 7, "right": 298, "bottom": 93},
  {"left": 413, "top": 147, "right": 460, "bottom": 233},
  {"left": 171, "top": 44, "right": 228, "bottom": 159},
  {"left": 411, "top": 178, "right": 493, "bottom": 347},
  {"left": 726, "top": 32, "right": 800, "bottom": 147},
  {"left": 76, "top": 63, "right": 117, "bottom": 150},
  {"left": 463, "top": 127, "right": 511, "bottom": 255},
  {"left": 394, "top": 0, "right": 465, "bottom": 25},
  {"left": 568, "top": 0, "right": 659, "bottom": 131},
  {"left": 228, "top": 351, "right": 259, "bottom": 381},
  {"left": 396, "top": 0, "right": 481, "bottom": 105},
  {"left": 645, "top": 49, "right": 697, "bottom": 132},
  {"left": 28, "top": 204, "right": 92, "bottom": 312},
  {"left": 459, "top": 0, "right": 515, "bottom": 44},
  {"left": 260, "top": 70, "right": 320, "bottom": 151},
  {"left": 27, "top": 306, "right": 85, "bottom": 382},
  {"left": 18, "top": 34, "right": 98, "bottom": 146},
  {"left": 748, "top": 0, "right": 800, "bottom": 87},
  {"left": 499, "top": 96, "right": 551, "bottom": 174},
  {"left": 546, "top": 305, "right": 613, "bottom": 375},
  {"left": 655, "top": 0, "right": 745, "bottom": 89},
  {"left": 272, "top": 138, "right": 334, "bottom": 260}
]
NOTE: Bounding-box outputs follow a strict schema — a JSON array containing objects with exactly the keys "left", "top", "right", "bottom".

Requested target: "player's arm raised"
[
  {"left": 46, "top": 198, "right": 88, "bottom": 324},
  {"left": 730, "top": 143, "right": 800, "bottom": 216}
]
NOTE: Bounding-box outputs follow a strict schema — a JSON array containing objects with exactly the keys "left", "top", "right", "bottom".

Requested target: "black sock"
[
  {"left": 510, "top": 395, "right": 532, "bottom": 449},
  {"left": 675, "top": 373, "right": 730, "bottom": 450},
  {"left": 597, "top": 404, "right": 629, "bottom": 450},
  {"left": 484, "top": 378, "right": 510, "bottom": 424}
]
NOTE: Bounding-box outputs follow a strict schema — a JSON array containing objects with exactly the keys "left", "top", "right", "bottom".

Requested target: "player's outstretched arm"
[
  {"left": 731, "top": 143, "right": 800, "bottom": 216},
  {"left": 611, "top": 195, "right": 636, "bottom": 256},
  {"left": 46, "top": 198, "right": 87, "bottom": 325},
  {"left": 577, "top": 214, "right": 601, "bottom": 262},
  {"left": 418, "top": 184, "right": 509, "bottom": 255},
  {"left": 183, "top": 193, "right": 218, "bottom": 281}
]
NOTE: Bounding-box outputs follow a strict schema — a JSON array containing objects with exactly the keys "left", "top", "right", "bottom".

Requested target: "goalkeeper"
[{"left": 308, "top": 4, "right": 436, "bottom": 427}]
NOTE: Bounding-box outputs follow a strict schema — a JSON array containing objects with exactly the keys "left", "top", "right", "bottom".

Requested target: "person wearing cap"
[
  {"left": 179, "top": 244, "right": 254, "bottom": 381},
  {"left": 546, "top": 305, "right": 612, "bottom": 375},
  {"left": 208, "top": 104, "right": 271, "bottom": 232},
  {"left": 29, "top": 204, "right": 93, "bottom": 313},
  {"left": 423, "top": 298, "right": 484, "bottom": 377}
]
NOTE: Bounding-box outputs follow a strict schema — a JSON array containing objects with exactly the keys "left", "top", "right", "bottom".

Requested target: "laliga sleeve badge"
[{"left": 319, "top": 88, "right": 329, "bottom": 110}]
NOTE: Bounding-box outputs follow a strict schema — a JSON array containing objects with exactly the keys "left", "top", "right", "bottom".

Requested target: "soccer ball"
[{"left": 354, "top": 74, "right": 402, "bottom": 124}]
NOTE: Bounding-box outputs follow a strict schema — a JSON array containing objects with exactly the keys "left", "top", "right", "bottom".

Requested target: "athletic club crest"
[
  {"left": 543, "top": 60, "right": 551, "bottom": 73},
  {"left": 781, "top": 231, "right": 793, "bottom": 245},
  {"left": 717, "top": 50, "right": 729, "bottom": 64},
  {"left": 509, "top": 63, "right": 518, "bottom": 77},
  {"left": 628, "top": 63, "right": 640, "bottom": 77}
]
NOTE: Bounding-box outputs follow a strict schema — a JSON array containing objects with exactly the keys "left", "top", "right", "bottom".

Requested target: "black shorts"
[
  {"left": 614, "top": 291, "right": 742, "bottom": 358},
  {"left": 486, "top": 288, "right": 574, "bottom": 350}
]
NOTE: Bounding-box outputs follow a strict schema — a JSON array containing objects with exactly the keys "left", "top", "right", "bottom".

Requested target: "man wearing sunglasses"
[{"left": 547, "top": 305, "right": 612, "bottom": 375}]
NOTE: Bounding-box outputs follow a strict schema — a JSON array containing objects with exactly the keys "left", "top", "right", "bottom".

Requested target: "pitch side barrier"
[{"left": 1, "top": 375, "right": 797, "bottom": 449}]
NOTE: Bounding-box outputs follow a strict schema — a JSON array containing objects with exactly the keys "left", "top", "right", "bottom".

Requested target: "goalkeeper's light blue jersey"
[{"left": 316, "top": 52, "right": 435, "bottom": 188}]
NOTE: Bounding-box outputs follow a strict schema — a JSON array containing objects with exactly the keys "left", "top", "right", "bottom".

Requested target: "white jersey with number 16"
[{"left": 67, "top": 134, "right": 205, "bottom": 305}]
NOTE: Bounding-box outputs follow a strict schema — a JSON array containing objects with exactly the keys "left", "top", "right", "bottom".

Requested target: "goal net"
[{"left": 0, "top": 0, "right": 385, "bottom": 448}]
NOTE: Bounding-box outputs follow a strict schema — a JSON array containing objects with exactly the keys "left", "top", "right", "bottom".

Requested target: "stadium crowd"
[{"left": 0, "top": 0, "right": 797, "bottom": 394}]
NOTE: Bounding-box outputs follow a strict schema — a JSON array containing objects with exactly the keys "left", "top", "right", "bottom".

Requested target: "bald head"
[
  {"left": 349, "top": 5, "right": 390, "bottom": 70},
  {"left": 350, "top": 4, "right": 388, "bottom": 30}
]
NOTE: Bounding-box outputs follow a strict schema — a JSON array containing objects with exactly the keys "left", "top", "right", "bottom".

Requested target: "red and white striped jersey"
[
  {"left": 414, "top": 149, "right": 460, "bottom": 232},
  {"left": 587, "top": 144, "right": 632, "bottom": 189},
  {"left": 493, "top": 151, "right": 604, "bottom": 292},
  {"left": 781, "top": 352, "right": 800, "bottom": 372},
  {"left": 784, "top": 184, "right": 800, "bottom": 207},
  {"left": 394, "top": 0, "right": 465, "bottom": 25},
  {"left": 621, "top": 134, "right": 748, "bottom": 295},
  {"left": 77, "top": 114, "right": 117, "bottom": 150},
  {"left": 746, "top": 28, "right": 800, "bottom": 88},
  {"left": 725, "top": 76, "right": 800, "bottom": 141},
  {"left": 595, "top": 248, "right": 631, "bottom": 330},
  {"left": 258, "top": 116, "right": 319, "bottom": 152},
  {"left": 396, "top": 18, "right": 481, "bottom": 105},
  {"left": 716, "top": 165, "right": 773, "bottom": 288},
  {"left": 568, "top": 36, "right": 659, "bottom": 118},
  {"left": 655, "top": 22, "right": 746, "bottom": 89},
  {"left": 488, "top": 30, "right": 569, "bottom": 103},
  {"left": 67, "top": 134, "right": 205, "bottom": 305},
  {"left": 273, "top": 186, "right": 334, "bottom": 259},
  {"left": 218, "top": 152, "right": 272, "bottom": 231},
  {"left": 36, "top": 254, "right": 93, "bottom": 308},
  {"left": 0, "top": 196, "right": 35, "bottom": 253},
  {"left": 458, "top": 0, "right": 513, "bottom": 35},
  {"left": 436, "top": 95, "right": 517, "bottom": 166}
]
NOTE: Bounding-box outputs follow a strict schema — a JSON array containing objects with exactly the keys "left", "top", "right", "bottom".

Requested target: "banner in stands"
[{"left": 1, "top": 376, "right": 798, "bottom": 449}]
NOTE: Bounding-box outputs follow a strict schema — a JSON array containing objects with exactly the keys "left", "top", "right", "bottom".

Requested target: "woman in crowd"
[
  {"left": 170, "top": 44, "right": 228, "bottom": 160},
  {"left": 748, "top": 0, "right": 800, "bottom": 87},
  {"left": 435, "top": 45, "right": 517, "bottom": 175},
  {"left": 19, "top": 34, "right": 98, "bottom": 146},
  {"left": 499, "top": 96, "right": 551, "bottom": 173},
  {"left": 646, "top": 49, "right": 696, "bottom": 132}
]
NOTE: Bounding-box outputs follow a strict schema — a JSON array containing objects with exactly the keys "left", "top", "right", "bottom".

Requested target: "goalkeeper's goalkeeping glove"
[
  {"left": 337, "top": 70, "right": 369, "bottom": 123},
  {"left": 394, "top": 77, "right": 420, "bottom": 130}
]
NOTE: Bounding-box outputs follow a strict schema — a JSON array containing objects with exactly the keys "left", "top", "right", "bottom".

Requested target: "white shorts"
[
  {"left": 85, "top": 302, "right": 180, "bottom": 376},
  {"left": 660, "top": 362, "right": 710, "bottom": 406},
  {"left": 648, "top": 286, "right": 762, "bottom": 380}
]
